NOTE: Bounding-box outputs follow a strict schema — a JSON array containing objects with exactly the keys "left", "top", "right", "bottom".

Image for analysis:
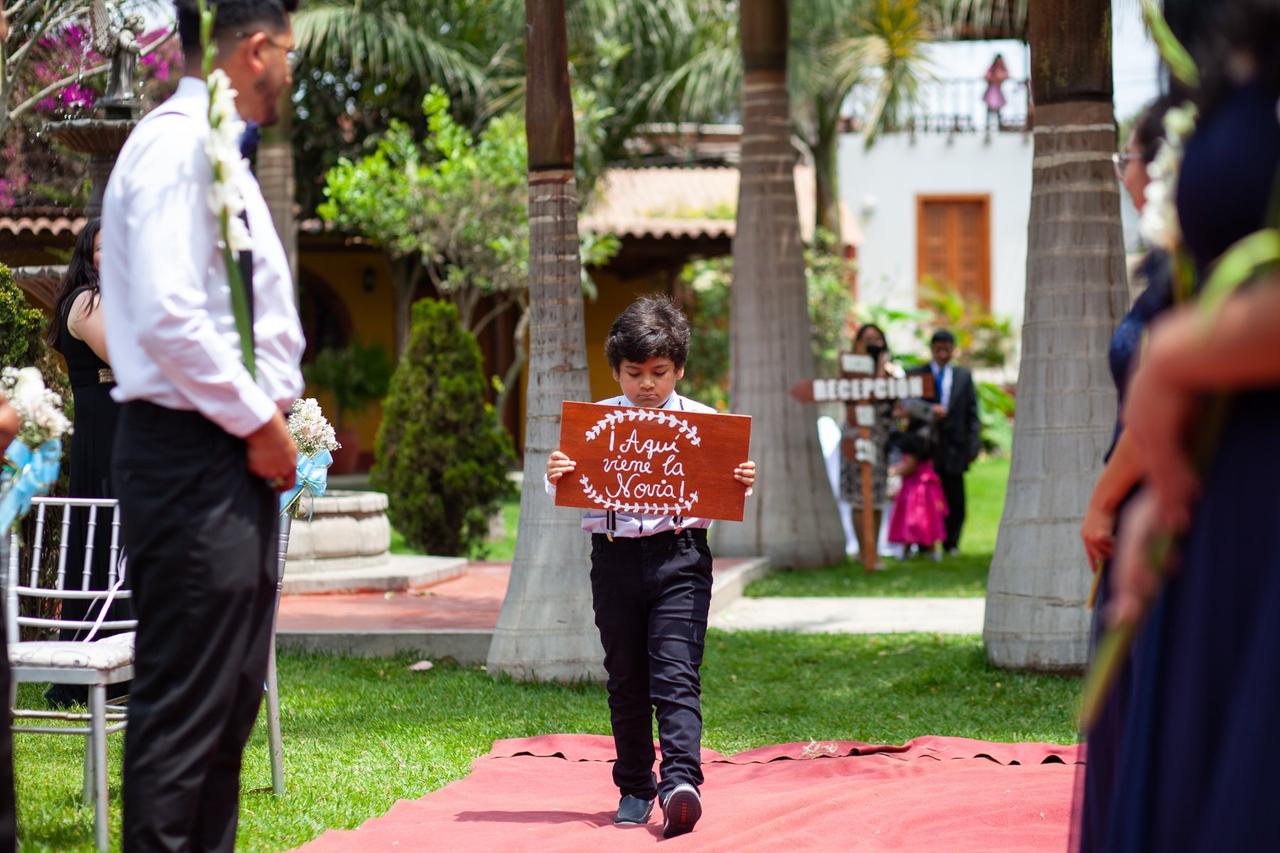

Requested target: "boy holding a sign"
[{"left": 546, "top": 297, "right": 754, "bottom": 838}]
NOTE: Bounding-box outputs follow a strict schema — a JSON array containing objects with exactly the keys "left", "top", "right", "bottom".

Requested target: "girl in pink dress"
[{"left": 887, "top": 426, "right": 949, "bottom": 558}]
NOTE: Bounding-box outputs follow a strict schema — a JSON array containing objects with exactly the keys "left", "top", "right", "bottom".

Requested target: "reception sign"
[{"left": 554, "top": 402, "right": 752, "bottom": 521}]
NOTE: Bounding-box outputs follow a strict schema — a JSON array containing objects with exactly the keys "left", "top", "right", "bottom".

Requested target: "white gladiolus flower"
[
  {"left": 227, "top": 215, "right": 254, "bottom": 253},
  {"left": 204, "top": 68, "right": 252, "bottom": 253},
  {"left": 207, "top": 70, "right": 239, "bottom": 120}
]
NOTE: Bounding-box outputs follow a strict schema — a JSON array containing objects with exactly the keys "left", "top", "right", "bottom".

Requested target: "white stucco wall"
[{"left": 838, "top": 131, "right": 1034, "bottom": 329}]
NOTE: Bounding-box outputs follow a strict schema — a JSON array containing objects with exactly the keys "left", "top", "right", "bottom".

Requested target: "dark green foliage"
[
  {"left": 303, "top": 341, "right": 392, "bottom": 430},
  {"left": 371, "top": 300, "right": 515, "bottom": 556},
  {"left": 0, "top": 264, "right": 46, "bottom": 368}
]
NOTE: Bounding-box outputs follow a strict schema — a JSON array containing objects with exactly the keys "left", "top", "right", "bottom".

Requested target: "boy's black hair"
[
  {"left": 174, "top": 0, "right": 297, "bottom": 60},
  {"left": 930, "top": 329, "right": 956, "bottom": 345},
  {"left": 605, "top": 295, "right": 690, "bottom": 370}
]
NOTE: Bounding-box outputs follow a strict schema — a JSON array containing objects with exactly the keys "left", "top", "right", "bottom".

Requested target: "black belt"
[{"left": 592, "top": 528, "right": 707, "bottom": 546}]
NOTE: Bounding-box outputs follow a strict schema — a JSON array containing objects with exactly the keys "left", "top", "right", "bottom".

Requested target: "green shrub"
[
  {"left": 917, "top": 279, "right": 1015, "bottom": 368},
  {"left": 371, "top": 300, "right": 515, "bottom": 556},
  {"left": 977, "top": 381, "right": 1015, "bottom": 454},
  {"left": 0, "top": 264, "right": 47, "bottom": 368}
]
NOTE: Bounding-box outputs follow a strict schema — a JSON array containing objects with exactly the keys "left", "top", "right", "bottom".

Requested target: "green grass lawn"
[
  {"left": 14, "top": 630, "right": 1078, "bottom": 852},
  {"left": 745, "top": 454, "right": 1010, "bottom": 598}
]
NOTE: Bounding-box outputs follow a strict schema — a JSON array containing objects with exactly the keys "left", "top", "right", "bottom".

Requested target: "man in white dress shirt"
[{"left": 98, "top": 2, "right": 302, "bottom": 849}]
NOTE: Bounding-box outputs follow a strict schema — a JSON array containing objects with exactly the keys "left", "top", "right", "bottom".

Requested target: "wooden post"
[{"left": 852, "top": 401, "right": 878, "bottom": 572}]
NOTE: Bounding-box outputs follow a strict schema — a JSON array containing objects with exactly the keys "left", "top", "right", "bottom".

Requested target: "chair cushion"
[{"left": 9, "top": 632, "right": 135, "bottom": 671}]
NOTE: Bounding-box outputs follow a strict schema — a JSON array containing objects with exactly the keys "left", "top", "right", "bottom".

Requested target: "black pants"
[
  {"left": 590, "top": 529, "right": 712, "bottom": 803},
  {"left": 940, "top": 470, "right": 967, "bottom": 552},
  {"left": 0, "top": 532, "right": 15, "bottom": 853},
  {"left": 113, "top": 402, "right": 278, "bottom": 853}
]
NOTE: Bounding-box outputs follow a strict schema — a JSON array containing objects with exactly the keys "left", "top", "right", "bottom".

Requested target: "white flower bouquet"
[
  {"left": 288, "top": 397, "right": 340, "bottom": 457},
  {"left": 1, "top": 366, "right": 72, "bottom": 531},
  {"left": 280, "top": 398, "right": 340, "bottom": 516}
]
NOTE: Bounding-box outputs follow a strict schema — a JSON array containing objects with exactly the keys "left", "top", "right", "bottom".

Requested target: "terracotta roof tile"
[
  {"left": 582, "top": 165, "right": 860, "bottom": 246},
  {"left": 0, "top": 215, "right": 83, "bottom": 238},
  {"left": 1, "top": 164, "right": 863, "bottom": 246}
]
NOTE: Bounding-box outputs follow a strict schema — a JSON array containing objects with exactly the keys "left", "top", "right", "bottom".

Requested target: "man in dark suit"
[{"left": 910, "top": 329, "right": 981, "bottom": 553}]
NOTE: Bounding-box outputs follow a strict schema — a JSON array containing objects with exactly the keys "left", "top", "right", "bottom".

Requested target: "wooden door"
[{"left": 916, "top": 195, "right": 992, "bottom": 307}]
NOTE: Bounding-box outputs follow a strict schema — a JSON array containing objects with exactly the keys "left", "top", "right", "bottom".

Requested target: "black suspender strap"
[{"left": 237, "top": 212, "right": 256, "bottom": 348}]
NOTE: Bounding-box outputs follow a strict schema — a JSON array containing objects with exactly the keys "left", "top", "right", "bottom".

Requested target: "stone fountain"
[{"left": 40, "top": 4, "right": 144, "bottom": 219}]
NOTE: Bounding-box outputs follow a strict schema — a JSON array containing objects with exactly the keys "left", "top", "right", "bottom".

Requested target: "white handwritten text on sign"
[{"left": 555, "top": 402, "right": 752, "bottom": 521}]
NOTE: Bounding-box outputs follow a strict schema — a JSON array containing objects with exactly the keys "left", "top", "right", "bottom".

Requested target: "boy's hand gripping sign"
[{"left": 554, "top": 402, "right": 753, "bottom": 522}]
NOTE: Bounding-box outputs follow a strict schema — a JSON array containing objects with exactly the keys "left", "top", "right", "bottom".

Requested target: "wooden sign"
[
  {"left": 789, "top": 373, "right": 928, "bottom": 404},
  {"left": 789, "top": 354, "right": 935, "bottom": 571},
  {"left": 554, "top": 402, "right": 752, "bottom": 522}
]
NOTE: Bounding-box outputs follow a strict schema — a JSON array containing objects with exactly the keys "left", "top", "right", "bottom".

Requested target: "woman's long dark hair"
[
  {"left": 46, "top": 219, "right": 101, "bottom": 348},
  {"left": 1167, "top": 0, "right": 1280, "bottom": 114}
]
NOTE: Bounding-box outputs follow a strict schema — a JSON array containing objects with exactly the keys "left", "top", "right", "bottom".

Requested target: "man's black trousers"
[
  {"left": 114, "top": 402, "right": 278, "bottom": 853},
  {"left": 590, "top": 528, "right": 712, "bottom": 804},
  {"left": 940, "top": 470, "right": 967, "bottom": 552}
]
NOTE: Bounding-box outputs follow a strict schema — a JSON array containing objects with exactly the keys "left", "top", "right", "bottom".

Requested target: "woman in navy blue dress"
[
  {"left": 1093, "top": 2, "right": 1280, "bottom": 849},
  {"left": 1072, "top": 94, "right": 1178, "bottom": 851}
]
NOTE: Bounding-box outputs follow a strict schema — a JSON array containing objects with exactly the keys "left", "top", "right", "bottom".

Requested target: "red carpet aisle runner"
[{"left": 295, "top": 735, "right": 1081, "bottom": 852}]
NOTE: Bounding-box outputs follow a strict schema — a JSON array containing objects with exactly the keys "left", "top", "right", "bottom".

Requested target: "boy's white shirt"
[{"left": 544, "top": 391, "right": 718, "bottom": 537}]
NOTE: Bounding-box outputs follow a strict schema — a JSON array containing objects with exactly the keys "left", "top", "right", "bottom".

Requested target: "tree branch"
[
  {"left": 9, "top": 4, "right": 86, "bottom": 68},
  {"left": 11, "top": 59, "right": 108, "bottom": 120},
  {"left": 471, "top": 293, "right": 513, "bottom": 340},
  {"left": 11, "top": 25, "right": 175, "bottom": 122}
]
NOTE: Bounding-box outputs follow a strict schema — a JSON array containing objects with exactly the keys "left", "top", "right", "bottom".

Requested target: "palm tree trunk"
[
  {"left": 258, "top": 90, "right": 297, "bottom": 282},
  {"left": 487, "top": 0, "right": 603, "bottom": 682},
  {"left": 715, "top": 0, "right": 845, "bottom": 567},
  {"left": 812, "top": 99, "right": 842, "bottom": 241},
  {"left": 983, "top": 0, "right": 1129, "bottom": 671}
]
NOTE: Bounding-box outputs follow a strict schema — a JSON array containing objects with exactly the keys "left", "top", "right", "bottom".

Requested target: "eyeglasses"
[
  {"left": 1111, "top": 151, "right": 1139, "bottom": 180},
  {"left": 236, "top": 31, "right": 299, "bottom": 69}
]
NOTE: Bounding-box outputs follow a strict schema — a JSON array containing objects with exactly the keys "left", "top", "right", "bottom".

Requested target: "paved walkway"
[
  {"left": 277, "top": 559, "right": 985, "bottom": 661},
  {"left": 710, "top": 596, "right": 984, "bottom": 634}
]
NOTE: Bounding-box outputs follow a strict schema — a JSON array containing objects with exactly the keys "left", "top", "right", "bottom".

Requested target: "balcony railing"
[{"left": 846, "top": 77, "right": 1032, "bottom": 136}]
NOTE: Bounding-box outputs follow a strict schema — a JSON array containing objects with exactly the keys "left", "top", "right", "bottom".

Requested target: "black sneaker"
[
  {"left": 614, "top": 794, "right": 654, "bottom": 825},
  {"left": 661, "top": 783, "right": 701, "bottom": 838}
]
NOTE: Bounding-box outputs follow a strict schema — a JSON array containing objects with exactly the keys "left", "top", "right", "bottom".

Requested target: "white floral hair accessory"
[{"left": 1139, "top": 101, "right": 1198, "bottom": 252}]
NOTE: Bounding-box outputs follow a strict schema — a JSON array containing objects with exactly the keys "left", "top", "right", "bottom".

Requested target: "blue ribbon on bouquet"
[
  {"left": 279, "top": 449, "right": 332, "bottom": 516},
  {"left": 0, "top": 437, "right": 63, "bottom": 532}
]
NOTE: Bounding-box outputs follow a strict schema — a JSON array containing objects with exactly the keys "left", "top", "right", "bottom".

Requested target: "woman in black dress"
[{"left": 45, "top": 219, "right": 131, "bottom": 707}]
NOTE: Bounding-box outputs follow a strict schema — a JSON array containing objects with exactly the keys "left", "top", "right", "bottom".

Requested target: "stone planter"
[{"left": 285, "top": 490, "right": 391, "bottom": 573}]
